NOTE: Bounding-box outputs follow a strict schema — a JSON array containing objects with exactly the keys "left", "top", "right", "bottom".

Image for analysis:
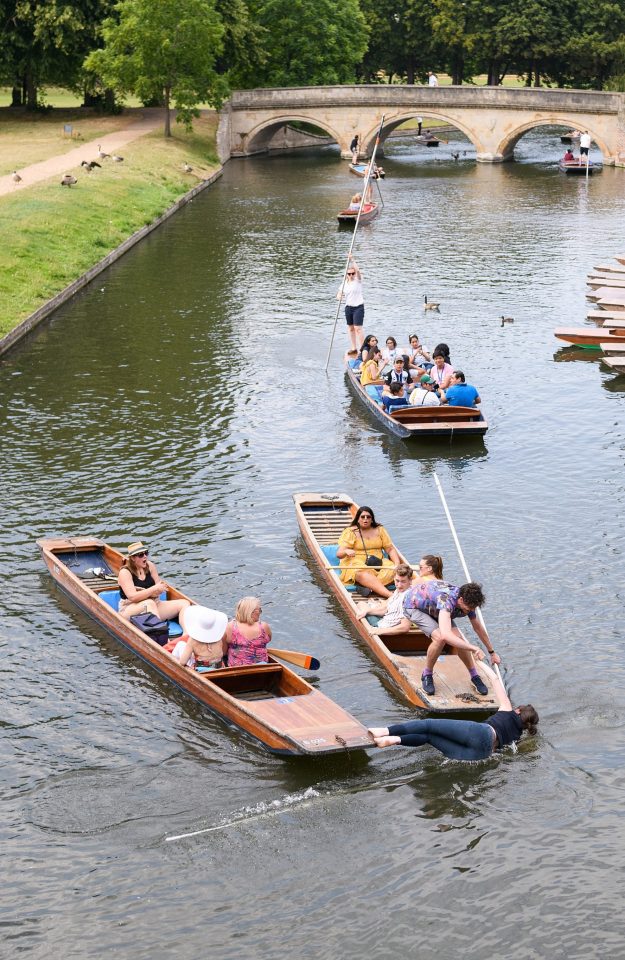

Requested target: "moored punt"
[
  {"left": 587, "top": 310, "right": 625, "bottom": 322},
  {"left": 602, "top": 356, "right": 625, "bottom": 371},
  {"left": 348, "top": 163, "right": 385, "bottom": 178},
  {"left": 598, "top": 316, "right": 625, "bottom": 329},
  {"left": 554, "top": 327, "right": 625, "bottom": 348},
  {"left": 37, "top": 537, "right": 372, "bottom": 756},
  {"left": 345, "top": 360, "right": 487, "bottom": 440},
  {"left": 587, "top": 276, "right": 625, "bottom": 290},
  {"left": 560, "top": 132, "right": 581, "bottom": 144},
  {"left": 597, "top": 290, "right": 625, "bottom": 311},
  {"left": 337, "top": 202, "right": 379, "bottom": 226},
  {"left": 558, "top": 159, "right": 599, "bottom": 175},
  {"left": 615, "top": 254, "right": 625, "bottom": 266},
  {"left": 415, "top": 134, "right": 440, "bottom": 147},
  {"left": 599, "top": 342, "right": 625, "bottom": 354},
  {"left": 292, "top": 493, "right": 500, "bottom": 716},
  {"left": 592, "top": 263, "right": 625, "bottom": 275}
]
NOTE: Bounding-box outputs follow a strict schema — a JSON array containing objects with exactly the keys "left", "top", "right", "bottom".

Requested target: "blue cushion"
[
  {"left": 348, "top": 358, "right": 361, "bottom": 370},
  {"left": 98, "top": 588, "right": 183, "bottom": 636},
  {"left": 365, "top": 385, "right": 383, "bottom": 401},
  {"left": 320, "top": 544, "right": 356, "bottom": 591}
]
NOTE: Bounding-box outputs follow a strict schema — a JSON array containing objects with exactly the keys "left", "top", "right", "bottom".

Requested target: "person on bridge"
[
  {"left": 337, "top": 254, "right": 365, "bottom": 352},
  {"left": 427, "top": 72, "right": 439, "bottom": 87}
]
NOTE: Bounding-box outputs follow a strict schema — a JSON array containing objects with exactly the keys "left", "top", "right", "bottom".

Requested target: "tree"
[
  {"left": 214, "top": 0, "right": 266, "bottom": 88},
  {"left": 246, "top": 0, "right": 369, "bottom": 87},
  {"left": 86, "top": 0, "right": 225, "bottom": 136},
  {"left": 360, "top": 0, "right": 440, "bottom": 84}
]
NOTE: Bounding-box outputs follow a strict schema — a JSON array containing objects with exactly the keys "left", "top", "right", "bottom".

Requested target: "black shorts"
[
  {"left": 580, "top": 146, "right": 589, "bottom": 156},
  {"left": 345, "top": 304, "right": 365, "bottom": 327}
]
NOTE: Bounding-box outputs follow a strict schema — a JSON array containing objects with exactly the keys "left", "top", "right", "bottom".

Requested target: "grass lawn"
[
  {"left": 0, "top": 115, "right": 219, "bottom": 338},
  {"left": 0, "top": 109, "right": 142, "bottom": 175}
]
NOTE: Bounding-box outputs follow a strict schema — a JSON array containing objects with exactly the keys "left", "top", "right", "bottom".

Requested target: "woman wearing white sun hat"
[{"left": 172, "top": 605, "right": 228, "bottom": 670}]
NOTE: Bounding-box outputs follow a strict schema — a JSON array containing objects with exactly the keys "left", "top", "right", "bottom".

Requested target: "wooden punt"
[
  {"left": 592, "top": 263, "right": 625, "bottom": 275},
  {"left": 600, "top": 342, "right": 625, "bottom": 355},
  {"left": 348, "top": 163, "right": 385, "bottom": 179},
  {"left": 615, "top": 255, "right": 625, "bottom": 266},
  {"left": 560, "top": 133, "right": 580, "bottom": 144},
  {"left": 292, "top": 493, "right": 500, "bottom": 716},
  {"left": 345, "top": 361, "right": 487, "bottom": 440},
  {"left": 554, "top": 327, "right": 625, "bottom": 348},
  {"left": 558, "top": 159, "right": 599, "bottom": 175},
  {"left": 587, "top": 310, "right": 625, "bottom": 322},
  {"left": 603, "top": 358, "right": 625, "bottom": 371},
  {"left": 415, "top": 135, "right": 440, "bottom": 147},
  {"left": 597, "top": 293, "right": 625, "bottom": 311},
  {"left": 587, "top": 276, "right": 625, "bottom": 290},
  {"left": 37, "top": 536, "right": 372, "bottom": 756},
  {"left": 598, "top": 316, "right": 625, "bottom": 329},
  {"left": 337, "top": 202, "right": 379, "bottom": 225}
]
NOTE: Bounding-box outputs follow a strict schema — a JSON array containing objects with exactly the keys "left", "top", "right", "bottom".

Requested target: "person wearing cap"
[
  {"left": 118, "top": 541, "right": 190, "bottom": 629},
  {"left": 171, "top": 605, "right": 228, "bottom": 670},
  {"left": 225, "top": 597, "right": 273, "bottom": 667},
  {"left": 383, "top": 355, "right": 414, "bottom": 393},
  {"left": 441, "top": 370, "right": 480, "bottom": 407},
  {"left": 409, "top": 374, "right": 441, "bottom": 407}
]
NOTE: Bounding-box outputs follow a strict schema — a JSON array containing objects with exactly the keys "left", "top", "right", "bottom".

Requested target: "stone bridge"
[{"left": 217, "top": 85, "right": 625, "bottom": 165}]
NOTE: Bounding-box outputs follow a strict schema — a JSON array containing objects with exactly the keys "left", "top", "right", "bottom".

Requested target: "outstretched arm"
[
  {"left": 469, "top": 617, "right": 501, "bottom": 666},
  {"left": 480, "top": 662, "right": 512, "bottom": 711}
]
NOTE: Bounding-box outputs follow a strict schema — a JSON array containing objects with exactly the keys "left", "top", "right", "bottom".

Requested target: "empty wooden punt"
[
  {"left": 587, "top": 310, "right": 625, "bottom": 322},
  {"left": 592, "top": 263, "right": 625, "bottom": 275},
  {"left": 37, "top": 537, "right": 372, "bottom": 756},
  {"left": 554, "top": 327, "right": 625, "bottom": 348},
  {"left": 603, "top": 357, "right": 625, "bottom": 370},
  {"left": 344, "top": 361, "right": 487, "bottom": 440},
  {"left": 293, "top": 493, "right": 501, "bottom": 717},
  {"left": 593, "top": 288, "right": 625, "bottom": 310},
  {"left": 587, "top": 276, "right": 625, "bottom": 290},
  {"left": 600, "top": 342, "right": 625, "bottom": 355}
]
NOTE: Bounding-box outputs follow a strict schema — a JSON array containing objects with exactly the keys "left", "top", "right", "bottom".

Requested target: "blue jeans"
[{"left": 388, "top": 719, "right": 494, "bottom": 760}]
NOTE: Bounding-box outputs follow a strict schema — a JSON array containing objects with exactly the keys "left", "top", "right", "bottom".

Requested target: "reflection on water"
[{"left": 1, "top": 128, "right": 625, "bottom": 958}]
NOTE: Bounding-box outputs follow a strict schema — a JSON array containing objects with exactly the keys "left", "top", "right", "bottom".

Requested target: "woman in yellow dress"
[
  {"left": 360, "top": 347, "right": 384, "bottom": 387},
  {"left": 337, "top": 505, "right": 401, "bottom": 598}
]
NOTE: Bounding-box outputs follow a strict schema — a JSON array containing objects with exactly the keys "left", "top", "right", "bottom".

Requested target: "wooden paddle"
[{"left": 269, "top": 647, "right": 321, "bottom": 670}]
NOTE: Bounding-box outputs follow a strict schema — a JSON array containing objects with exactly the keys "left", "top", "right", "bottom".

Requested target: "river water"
[{"left": 1, "top": 127, "right": 624, "bottom": 958}]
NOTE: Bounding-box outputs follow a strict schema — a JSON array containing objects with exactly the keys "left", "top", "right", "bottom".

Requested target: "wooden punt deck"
[
  {"left": 600, "top": 342, "right": 625, "bottom": 355},
  {"left": 587, "top": 276, "right": 625, "bottom": 290},
  {"left": 293, "top": 493, "right": 500, "bottom": 717},
  {"left": 593, "top": 263, "right": 625, "bottom": 275},
  {"left": 345, "top": 362, "right": 488, "bottom": 440},
  {"left": 587, "top": 310, "right": 625, "bottom": 322},
  {"left": 37, "top": 536, "right": 372, "bottom": 756},
  {"left": 602, "top": 358, "right": 625, "bottom": 371},
  {"left": 554, "top": 327, "right": 625, "bottom": 347}
]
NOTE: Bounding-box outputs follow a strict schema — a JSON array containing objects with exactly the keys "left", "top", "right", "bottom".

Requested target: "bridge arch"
[
  {"left": 244, "top": 115, "right": 342, "bottom": 154},
  {"left": 498, "top": 118, "right": 609, "bottom": 160},
  {"left": 362, "top": 112, "right": 479, "bottom": 155}
]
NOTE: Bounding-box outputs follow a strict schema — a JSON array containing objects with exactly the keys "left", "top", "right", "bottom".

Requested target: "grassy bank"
[
  {"left": 0, "top": 115, "right": 219, "bottom": 338},
  {"left": 0, "top": 110, "right": 138, "bottom": 175}
]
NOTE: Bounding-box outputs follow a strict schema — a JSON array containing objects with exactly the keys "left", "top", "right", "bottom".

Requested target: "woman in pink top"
[
  {"left": 430, "top": 350, "right": 454, "bottom": 390},
  {"left": 225, "top": 596, "right": 272, "bottom": 666}
]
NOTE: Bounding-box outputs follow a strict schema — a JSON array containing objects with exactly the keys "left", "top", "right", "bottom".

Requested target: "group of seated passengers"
[
  {"left": 117, "top": 546, "right": 271, "bottom": 672},
  {"left": 354, "top": 334, "right": 480, "bottom": 412}
]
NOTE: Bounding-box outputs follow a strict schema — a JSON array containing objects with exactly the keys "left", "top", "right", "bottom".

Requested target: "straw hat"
[
  {"left": 185, "top": 605, "right": 228, "bottom": 645},
  {"left": 127, "top": 541, "right": 148, "bottom": 557}
]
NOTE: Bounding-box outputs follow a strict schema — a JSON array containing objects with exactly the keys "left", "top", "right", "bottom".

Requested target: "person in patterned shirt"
[{"left": 400, "top": 581, "right": 501, "bottom": 697}]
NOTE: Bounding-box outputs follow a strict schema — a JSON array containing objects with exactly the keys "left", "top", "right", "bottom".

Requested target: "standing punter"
[{"left": 337, "top": 253, "right": 365, "bottom": 352}]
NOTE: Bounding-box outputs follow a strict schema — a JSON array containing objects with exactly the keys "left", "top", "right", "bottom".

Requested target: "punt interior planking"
[
  {"left": 37, "top": 537, "right": 372, "bottom": 756},
  {"left": 292, "top": 493, "right": 501, "bottom": 717},
  {"left": 554, "top": 327, "right": 625, "bottom": 347}
]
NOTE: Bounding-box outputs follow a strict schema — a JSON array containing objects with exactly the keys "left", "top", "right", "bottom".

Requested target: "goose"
[
  {"left": 97, "top": 144, "right": 110, "bottom": 159},
  {"left": 183, "top": 163, "right": 193, "bottom": 172},
  {"left": 451, "top": 151, "right": 460, "bottom": 161},
  {"left": 12, "top": 171, "right": 22, "bottom": 183},
  {"left": 111, "top": 154, "right": 124, "bottom": 162},
  {"left": 424, "top": 295, "right": 440, "bottom": 311},
  {"left": 500, "top": 315, "right": 514, "bottom": 326},
  {"left": 61, "top": 174, "right": 77, "bottom": 187},
  {"left": 80, "top": 160, "right": 101, "bottom": 171}
]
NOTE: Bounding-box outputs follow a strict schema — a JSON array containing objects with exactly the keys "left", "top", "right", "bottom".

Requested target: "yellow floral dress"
[{"left": 338, "top": 524, "right": 396, "bottom": 586}]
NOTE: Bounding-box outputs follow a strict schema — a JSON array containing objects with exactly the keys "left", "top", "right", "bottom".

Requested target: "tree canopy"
[{"left": 85, "top": 0, "right": 225, "bottom": 134}]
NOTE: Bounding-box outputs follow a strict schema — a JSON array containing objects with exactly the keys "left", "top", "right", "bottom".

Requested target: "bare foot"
[
  {"left": 367, "top": 727, "right": 389, "bottom": 739},
  {"left": 373, "top": 736, "right": 401, "bottom": 749}
]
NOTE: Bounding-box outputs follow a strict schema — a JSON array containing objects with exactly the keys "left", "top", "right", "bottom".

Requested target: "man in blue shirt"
[
  {"left": 441, "top": 370, "right": 480, "bottom": 407},
  {"left": 400, "top": 580, "right": 500, "bottom": 696}
]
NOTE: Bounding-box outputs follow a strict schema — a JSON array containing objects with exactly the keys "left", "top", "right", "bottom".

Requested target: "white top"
[
  {"left": 409, "top": 387, "right": 440, "bottom": 406},
  {"left": 341, "top": 277, "right": 364, "bottom": 307},
  {"left": 382, "top": 347, "right": 400, "bottom": 363},
  {"left": 377, "top": 586, "right": 410, "bottom": 628},
  {"left": 428, "top": 74, "right": 439, "bottom": 86},
  {"left": 580, "top": 133, "right": 591, "bottom": 149}
]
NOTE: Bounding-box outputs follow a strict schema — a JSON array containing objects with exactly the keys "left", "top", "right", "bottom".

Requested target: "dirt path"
[{"left": 0, "top": 110, "right": 163, "bottom": 197}]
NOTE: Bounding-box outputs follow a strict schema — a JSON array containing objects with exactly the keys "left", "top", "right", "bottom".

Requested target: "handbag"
[
  {"left": 359, "top": 529, "right": 382, "bottom": 570},
  {"left": 130, "top": 612, "right": 170, "bottom": 646}
]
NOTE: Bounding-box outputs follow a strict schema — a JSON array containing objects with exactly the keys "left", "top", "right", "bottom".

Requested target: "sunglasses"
[
  {"left": 359, "top": 513, "right": 372, "bottom": 519},
  {"left": 347, "top": 271, "right": 355, "bottom": 276},
  {"left": 134, "top": 550, "right": 149, "bottom": 558}
]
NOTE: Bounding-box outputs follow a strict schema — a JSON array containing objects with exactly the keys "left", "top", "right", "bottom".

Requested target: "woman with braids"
[{"left": 369, "top": 663, "right": 539, "bottom": 760}]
